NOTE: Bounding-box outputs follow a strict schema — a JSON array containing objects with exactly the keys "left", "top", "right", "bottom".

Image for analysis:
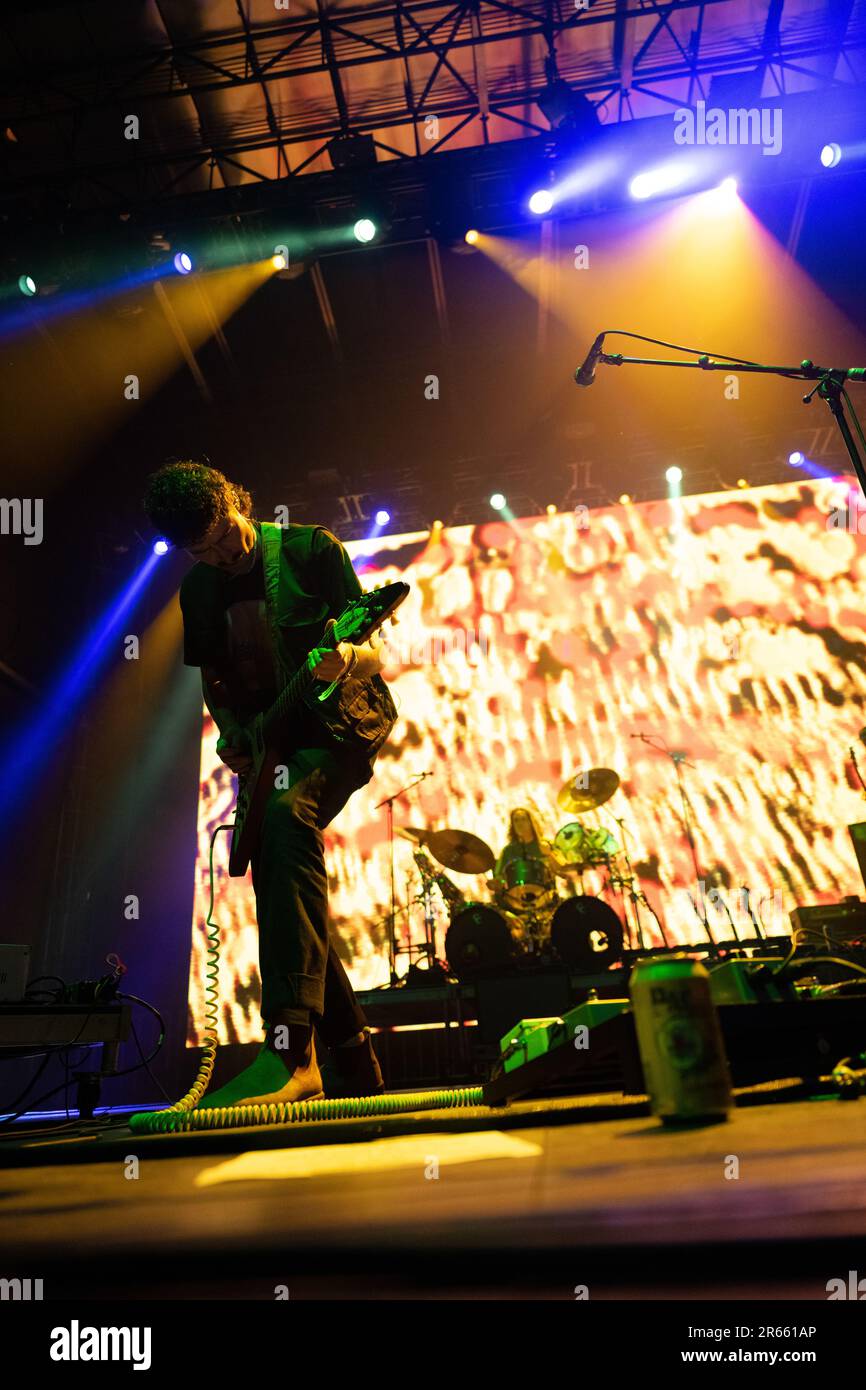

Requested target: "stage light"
[
  {"left": 328, "top": 133, "right": 377, "bottom": 170},
  {"left": 173, "top": 252, "right": 193, "bottom": 275},
  {"left": 666, "top": 466, "right": 683, "bottom": 484},
  {"left": 464, "top": 229, "right": 480, "bottom": 246},
  {"left": 490, "top": 492, "right": 507, "bottom": 511},
  {"left": 737, "top": 478, "right": 749, "bottom": 488},
  {"left": 18, "top": 274, "right": 37, "bottom": 297},
  {"left": 354, "top": 218, "right": 377, "bottom": 244},
  {"left": 546, "top": 504, "right": 557, "bottom": 515},
  {"left": 629, "top": 165, "right": 690, "bottom": 201},
  {"left": 0, "top": 548, "right": 161, "bottom": 825},
  {"left": 820, "top": 143, "right": 842, "bottom": 169},
  {"left": 528, "top": 190, "right": 554, "bottom": 215},
  {"left": 271, "top": 252, "right": 288, "bottom": 270},
  {"left": 619, "top": 494, "right": 631, "bottom": 505},
  {"left": 537, "top": 61, "right": 601, "bottom": 140},
  {"left": 374, "top": 509, "right": 390, "bottom": 526},
  {"left": 788, "top": 451, "right": 804, "bottom": 466},
  {"left": 153, "top": 538, "right": 170, "bottom": 556}
]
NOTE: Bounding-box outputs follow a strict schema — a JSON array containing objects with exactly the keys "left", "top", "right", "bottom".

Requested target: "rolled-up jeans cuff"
[{"left": 263, "top": 974, "right": 325, "bottom": 1026}]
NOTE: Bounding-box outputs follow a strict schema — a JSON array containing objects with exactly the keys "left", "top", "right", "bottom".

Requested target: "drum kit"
[{"left": 398, "top": 767, "right": 632, "bottom": 978}]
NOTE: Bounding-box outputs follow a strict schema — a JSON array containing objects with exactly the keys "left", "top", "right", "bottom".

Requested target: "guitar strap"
[{"left": 259, "top": 521, "right": 292, "bottom": 693}]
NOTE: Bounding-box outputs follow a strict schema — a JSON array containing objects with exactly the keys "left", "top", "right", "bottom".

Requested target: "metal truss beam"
[
  {"left": 0, "top": 0, "right": 822, "bottom": 116},
  {"left": 0, "top": 0, "right": 863, "bottom": 208}
]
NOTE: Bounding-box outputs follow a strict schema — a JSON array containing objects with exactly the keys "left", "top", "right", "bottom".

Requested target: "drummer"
[{"left": 490, "top": 808, "right": 562, "bottom": 905}]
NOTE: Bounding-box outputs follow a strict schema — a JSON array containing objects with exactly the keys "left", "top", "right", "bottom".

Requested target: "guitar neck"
[
  {"left": 256, "top": 579, "right": 407, "bottom": 743},
  {"left": 261, "top": 638, "right": 334, "bottom": 741}
]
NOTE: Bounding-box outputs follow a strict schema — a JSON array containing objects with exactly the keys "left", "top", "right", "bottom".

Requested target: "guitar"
[{"left": 228, "top": 580, "right": 409, "bottom": 877}]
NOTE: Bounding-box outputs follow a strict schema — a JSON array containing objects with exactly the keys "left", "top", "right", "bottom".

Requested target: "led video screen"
[{"left": 187, "top": 477, "right": 866, "bottom": 1045}]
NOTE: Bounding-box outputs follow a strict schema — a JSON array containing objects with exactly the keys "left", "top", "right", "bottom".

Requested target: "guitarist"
[{"left": 144, "top": 459, "right": 394, "bottom": 1108}]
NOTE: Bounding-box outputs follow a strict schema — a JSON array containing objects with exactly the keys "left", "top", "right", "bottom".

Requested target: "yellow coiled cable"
[{"left": 129, "top": 822, "right": 483, "bottom": 1134}]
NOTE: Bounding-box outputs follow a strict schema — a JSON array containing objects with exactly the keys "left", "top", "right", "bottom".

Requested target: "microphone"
[{"left": 574, "top": 332, "right": 606, "bottom": 387}]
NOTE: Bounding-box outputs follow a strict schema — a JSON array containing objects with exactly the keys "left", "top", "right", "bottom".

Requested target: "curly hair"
[{"left": 143, "top": 460, "right": 253, "bottom": 547}]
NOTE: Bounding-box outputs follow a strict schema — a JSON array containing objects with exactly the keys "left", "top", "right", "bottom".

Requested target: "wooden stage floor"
[{"left": 1, "top": 1089, "right": 864, "bottom": 1299}]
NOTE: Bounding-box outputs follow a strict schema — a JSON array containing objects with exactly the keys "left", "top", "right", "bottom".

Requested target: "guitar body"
[{"left": 226, "top": 580, "right": 409, "bottom": 878}]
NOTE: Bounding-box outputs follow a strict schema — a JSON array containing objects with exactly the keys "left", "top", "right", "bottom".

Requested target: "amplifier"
[{"left": 790, "top": 896, "right": 866, "bottom": 942}]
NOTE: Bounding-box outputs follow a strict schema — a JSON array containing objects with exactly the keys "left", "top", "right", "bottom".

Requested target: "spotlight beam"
[{"left": 0, "top": 551, "right": 160, "bottom": 823}]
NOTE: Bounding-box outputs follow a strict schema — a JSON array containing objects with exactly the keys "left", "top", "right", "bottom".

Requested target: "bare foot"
[{"left": 196, "top": 1037, "right": 323, "bottom": 1109}]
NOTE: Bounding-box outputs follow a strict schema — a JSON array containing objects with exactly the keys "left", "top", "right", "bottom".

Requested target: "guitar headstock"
[{"left": 334, "top": 581, "right": 410, "bottom": 645}]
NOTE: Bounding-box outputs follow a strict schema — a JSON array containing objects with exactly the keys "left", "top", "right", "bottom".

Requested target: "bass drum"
[
  {"left": 549, "top": 896, "right": 624, "bottom": 971},
  {"left": 445, "top": 902, "right": 519, "bottom": 977}
]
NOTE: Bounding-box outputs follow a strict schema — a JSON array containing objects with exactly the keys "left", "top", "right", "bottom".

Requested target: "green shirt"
[{"left": 179, "top": 521, "right": 362, "bottom": 729}]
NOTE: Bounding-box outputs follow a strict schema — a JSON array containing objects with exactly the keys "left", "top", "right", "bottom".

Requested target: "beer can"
[{"left": 629, "top": 954, "right": 732, "bottom": 1123}]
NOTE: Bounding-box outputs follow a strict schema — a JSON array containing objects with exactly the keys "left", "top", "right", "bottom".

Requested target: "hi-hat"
[{"left": 556, "top": 768, "right": 620, "bottom": 814}]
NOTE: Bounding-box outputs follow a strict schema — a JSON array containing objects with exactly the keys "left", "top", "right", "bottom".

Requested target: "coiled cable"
[{"left": 129, "top": 821, "right": 483, "bottom": 1133}]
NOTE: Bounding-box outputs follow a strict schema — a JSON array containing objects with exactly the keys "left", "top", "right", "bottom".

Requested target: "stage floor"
[{"left": 0, "top": 1089, "right": 863, "bottom": 1299}]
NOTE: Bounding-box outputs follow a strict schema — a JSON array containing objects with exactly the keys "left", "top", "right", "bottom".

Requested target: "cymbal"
[
  {"left": 396, "top": 826, "right": 428, "bottom": 843},
  {"left": 553, "top": 821, "right": 620, "bottom": 868},
  {"left": 556, "top": 767, "right": 620, "bottom": 814},
  {"left": 425, "top": 828, "right": 495, "bottom": 874}
]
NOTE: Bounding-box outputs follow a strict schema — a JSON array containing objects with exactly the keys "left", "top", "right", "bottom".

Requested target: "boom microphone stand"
[{"left": 574, "top": 331, "right": 866, "bottom": 495}]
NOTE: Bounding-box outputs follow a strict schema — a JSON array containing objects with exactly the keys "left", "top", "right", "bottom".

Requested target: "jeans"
[{"left": 249, "top": 745, "right": 371, "bottom": 1048}]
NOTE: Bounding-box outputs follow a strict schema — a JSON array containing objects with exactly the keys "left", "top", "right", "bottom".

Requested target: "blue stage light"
[
  {"left": 788, "top": 451, "right": 804, "bottom": 466},
  {"left": 0, "top": 550, "right": 160, "bottom": 825},
  {"left": 173, "top": 252, "right": 193, "bottom": 274},
  {"left": 153, "top": 538, "right": 170, "bottom": 556},
  {"left": 629, "top": 165, "right": 690, "bottom": 201},
  {"left": 528, "top": 190, "right": 554, "bottom": 215},
  {"left": 374, "top": 509, "right": 390, "bottom": 526},
  {"left": 820, "top": 143, "right": 842, "bottom": 169}
]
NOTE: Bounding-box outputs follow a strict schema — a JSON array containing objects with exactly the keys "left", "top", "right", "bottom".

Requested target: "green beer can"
[{"left": 629, "top": 954, "right": 732, "bottom": 1123}]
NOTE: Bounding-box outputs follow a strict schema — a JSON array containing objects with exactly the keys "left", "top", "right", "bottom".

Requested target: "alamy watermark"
[
  {"left": 674, "top": 99, "right": 782, "bottom": 156},
  {"left": 685, "top": 881, "right": 786, "bottom": 935},
  {"left": 379, "top": 625, "right": 489, "bottom": 667},
  {"left": 827, "top": 499, "right": 866, "bottom": 533},
  {"left": 1, "top": 1276, "right": 43, "bottom": 1299},
  {"left": 0, "top": 498, "right": 43, "bottom": 545}
]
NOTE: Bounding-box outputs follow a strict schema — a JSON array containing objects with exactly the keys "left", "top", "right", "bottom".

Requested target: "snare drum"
[{"left": 498, "top": 856, "right": 557, "bottom": 912}]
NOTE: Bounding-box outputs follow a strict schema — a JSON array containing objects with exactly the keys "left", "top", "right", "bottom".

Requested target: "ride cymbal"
[{"left": 556, "top": 767, "right": 620, "bottom": 814}]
